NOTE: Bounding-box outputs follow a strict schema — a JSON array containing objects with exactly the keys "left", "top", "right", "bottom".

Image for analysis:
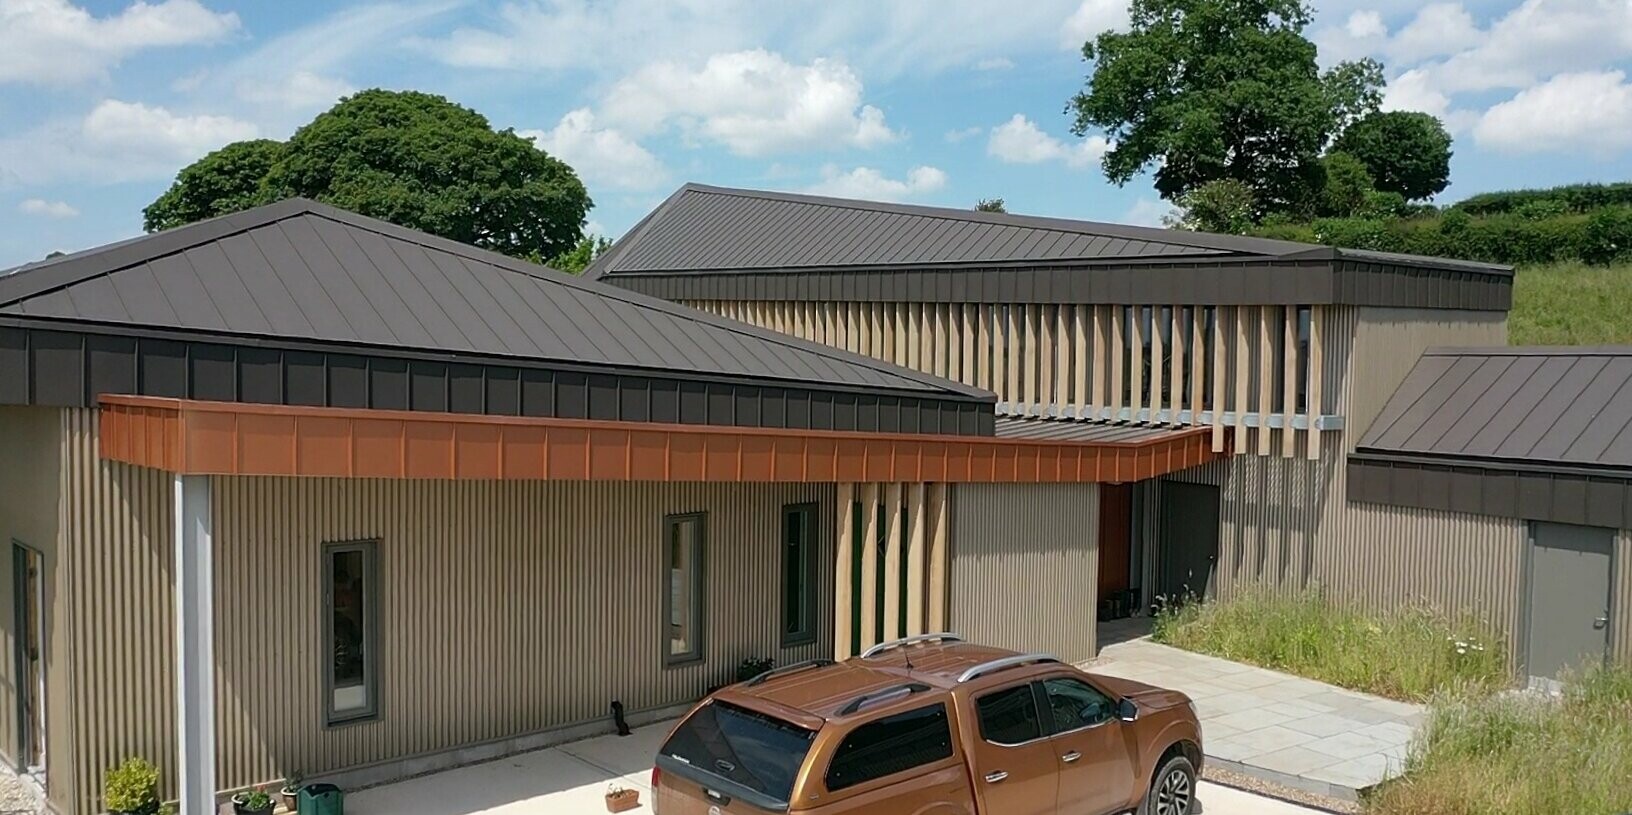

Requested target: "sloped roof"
[
  {"left": 589, "top": 183, "right": 1512, "bottom": 277},
  {"left": 0, "top": 198, "right": 983, "bottom": 398},
  {"left": 1358, "top": 347, "right": 1632, "bottom": 471}
]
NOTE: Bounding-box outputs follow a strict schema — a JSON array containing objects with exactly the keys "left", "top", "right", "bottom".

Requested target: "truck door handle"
[
  {"left": 1061, "top": 751, "right": 1082, "bottom": 763},
  {"left": 1595, "top": 615, "right": 1610, "bottom": 630},
  {"left": 984, "top": 771, "right": 1009, "bottom": 784}
]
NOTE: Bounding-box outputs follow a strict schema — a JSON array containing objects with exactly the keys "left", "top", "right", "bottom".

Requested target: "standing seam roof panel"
[
  {"left": 214, "top": 233, "right": 318, "bottom": 337},
  {"left": 1528, "top": 356, "right": 1620, "bottom": 460},
  {"left": 142, "top": 254, "right": 233, "bottom": 333},
  {"left": 1396, "top": 356, "right": 1510, "bottom": 452},
  {"left": 309, "top": 222, "right": 441, "bottom": 348},
  {"left": 1505, "top": 357, "right": 1605, "bottom": 459},
  {"left": 60, "top": 274, "right": 133, "bottom": 324},
  {"left": 344, "top": 230, "right": 470, "bottom": 351},
  {"left": 1559, "top": 358, "right": 1632, "bottom": 461},
  {"left": 278, "top": 218, "right": 400, "bottom": 345},
  {"left": 1461, "top": 358, "right": 1562, "bottom": 457},
  {"left": 106, "top": 264, "right": 182, "bottom": 327},
  {"left": 243, "top": 225, "right": 354, "bottom": 341},
  {"left": 181, "top": 243, "right": 277, "bottom": 337}
]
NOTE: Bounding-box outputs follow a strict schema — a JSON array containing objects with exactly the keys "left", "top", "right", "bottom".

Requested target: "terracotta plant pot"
[
  {"left": 604, "top": 787, "right": 640, "bottom": 812},
  {"left": 279, "top": 787, "right": 299, "bottom": 812}
]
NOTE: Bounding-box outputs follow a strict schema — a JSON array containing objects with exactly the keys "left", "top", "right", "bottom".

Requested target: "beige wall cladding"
[
  {"left": 0, "top": 407, "right": 67, "bottom": 799},
  {"left": 947, "top": 484, "right": 1099, "bottom": 663},
  {"left": 210, "top": 478, "right": 834, "bottom": 794},
  {"left": 59, "top": 408, "right": 176, "bottom": 815},
  {"left": 1346, "top": 307, "right": 1508, "bottom": 445},
  {"left": 1617, "top": 529, "right": 1632, "bottom": 663}
]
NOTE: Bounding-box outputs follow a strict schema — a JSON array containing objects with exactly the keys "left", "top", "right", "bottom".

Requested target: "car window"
[
  {"left": 975, "top": 683, "right": 1042, "bottom": 745},
  {"left": 1041, "top": 677, "right": 1116, "bottom": 732},
  {"left": 825, "top": 703, "right": 953, "bottom": 791},
  {"left": 661, "top": 702, "right": 817, "bottom": 803}
]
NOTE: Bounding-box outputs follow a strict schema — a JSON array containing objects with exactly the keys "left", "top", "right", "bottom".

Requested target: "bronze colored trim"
[{"left": 97, "top": 395, "right": 1224, "bottom": 483}]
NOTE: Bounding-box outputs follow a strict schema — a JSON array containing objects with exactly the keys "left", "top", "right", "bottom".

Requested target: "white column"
[{"left": 175, "top": 475, "right": 215, "bottom": 815}]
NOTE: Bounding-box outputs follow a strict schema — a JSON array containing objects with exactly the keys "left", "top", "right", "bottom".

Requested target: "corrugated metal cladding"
[
  {"left": 947, "top": 483, "right": 1099, "bottom": 664},
  {"left": 1142, "top": 308, "right": 1531, "bottom": 661},
  {"left": 209, "top": 478, "right": 834, "bottom": 797},
  {"left": 0, "top": 407, "right": 76, "bottom": 812},
  {"left": 0, "top": 199, "right": 964, "bottom": 399},
  {"left": 0, "top": 326, "right": 988, "bottom": 436},
  {"left": 1617, "top": 528, "right": 1632, "bottom": 663},
  {"left": 993, "top": 416, "right": 1191, "bottom": 443}
]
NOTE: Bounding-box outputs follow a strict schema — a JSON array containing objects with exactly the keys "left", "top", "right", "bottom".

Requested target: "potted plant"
[
  {"left": 279, "top": 773, "right": 303, "bottom": 812},
  {"left": 604, "top": 783, "right": 640, "bottom": 812},
  {"left": 736, "top": 656, "right": 775, "bottom": 683},
  {"left": 231, "top": 786, "right": 274, "bottom": 814},
  {"left": 105, "top": 757, "right": 161, "bottom": 815}
]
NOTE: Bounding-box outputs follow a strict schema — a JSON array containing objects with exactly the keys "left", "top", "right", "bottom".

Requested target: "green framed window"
[{"left": 781, "top": 503, "right": 819, "bottom": 647}]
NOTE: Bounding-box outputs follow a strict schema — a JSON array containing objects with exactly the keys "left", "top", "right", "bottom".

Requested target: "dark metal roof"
[
  {"left": 1358, "top": 347, "right": 1632, "bottom": 471},
  {"left": 589, "top": 184, "right": 1513, "bottom": 311},
  {"left": 993, "top": 415, "right": 1189, "bottom": 444},
  {"left": 0, "top": 198, "right": 986, "bottom": 401}
]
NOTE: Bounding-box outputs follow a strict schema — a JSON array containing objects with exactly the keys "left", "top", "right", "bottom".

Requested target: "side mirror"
[{"left": 1117, "top": 698, "right": 1138, "bottom": 722}]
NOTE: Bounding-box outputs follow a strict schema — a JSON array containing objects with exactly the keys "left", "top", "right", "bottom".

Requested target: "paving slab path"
[{"left": 1091, "top": 638, "right": 1425, "bottom": 802}]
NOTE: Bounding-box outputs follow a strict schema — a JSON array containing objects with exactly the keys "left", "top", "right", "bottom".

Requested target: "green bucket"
[{"left": 296, "top": 783, "right": 343, "bottom": 815}]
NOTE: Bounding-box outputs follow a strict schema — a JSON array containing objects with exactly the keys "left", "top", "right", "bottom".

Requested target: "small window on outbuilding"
[
  {"left": 781, "top": 503, "right": 818, "bottom": 647},
  {"left": 325, "top": 540, "right": 379, "bottom": 725},
  {"left": 665, "top": 513, "right": 706, "bottom": 665}
]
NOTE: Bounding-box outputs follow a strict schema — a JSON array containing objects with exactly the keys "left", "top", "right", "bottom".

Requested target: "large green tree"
[
  {"left": 1332, "top": 111, "right": 1452, "bottom": 201},
  {"left": 143, "top": 90, "right": 592, "bottom": 262},
  {"left": 1069, "top": 0, "right": 1383, "bottom": 216}
]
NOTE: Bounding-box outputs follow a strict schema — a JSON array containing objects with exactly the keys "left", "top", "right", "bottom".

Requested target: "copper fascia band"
[{"left": 97, "top": 395, "right": 1224, "bottom": 483}]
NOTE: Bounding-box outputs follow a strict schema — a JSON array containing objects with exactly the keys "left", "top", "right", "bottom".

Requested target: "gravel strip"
[{"left": 1203, "top": 765, "right": 1359, "bottom": 814}]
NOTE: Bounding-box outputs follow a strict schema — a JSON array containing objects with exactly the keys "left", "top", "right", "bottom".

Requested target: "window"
[
  {"left": 976, "top": 683, "right": 1043, "bottom": 745},
  {"left": 781, "top": 504, "right": 818, "bottom": 647},
  {"left": 324, "top": 541, "right": 378, "bottom": 725},
  {"left": 665, "top": 513, "right": 706, "bottom": 664},
  {"left": 825, "top": 704, "right": 953, "bottom": 791},
  {"left": 661, "top": 702, "right": 816, "bottom": 804},
  {"left": 1041, "top": 677, "right": 1116, "bottom": 733}
]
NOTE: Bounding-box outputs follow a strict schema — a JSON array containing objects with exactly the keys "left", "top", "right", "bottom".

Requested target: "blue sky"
[{"left": 4, "top": 0, "right": 1632, "bottom": 269}]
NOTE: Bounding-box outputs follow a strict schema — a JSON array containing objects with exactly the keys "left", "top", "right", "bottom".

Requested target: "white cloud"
[
  {"left": 945, "top": 126, "right": 984, "bottom": 143},
  {"left": 806, "top": 165, "right": 947, "bottom": 201},
  {"left": 987, "top": 114, "right": 1110, "bottom": 169},
  {"left": 1122, "top": 198, "right": 1170, "bottom": 227},
  {"left": 1, "top": 99, "right": 257, "bottom": 185},
  {"left": 1387, "top": 4, "right": 1482, "bottom": 64},
  {"left": 1346, "top": 10, "right": 1388, "bottom": 38},
  {"left": 521, "top": 109, "right": 669, "bottom": 191},
  {"left": 976, "top": 57, "right": 1014, "bottom": 71},
  {"left": 1474, "top": 70, "right": 1632, "bottom": 155},
  {"left": 1061, "top": 0, "right": 1130, "bottom": 48},
  {"left": 599, "top": 50, "right": 898, "bottom": 156},
  {"left": 0, "top": 0, "right": 239, "bottom": 85},
  {"left": 18, "top": 198, "right": 78, "bottom": 218},
  {"left": 234, "top": 71, "right": 354, "bottom": 111}
]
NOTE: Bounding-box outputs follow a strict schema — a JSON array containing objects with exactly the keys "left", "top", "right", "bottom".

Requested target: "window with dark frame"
[
  {"left": 824, "top": 703, "right": 953, "bottom": 791},
  {"left": 664, "top": 513, "right": 706, "bottom": 665},
  {"left": 976, "top": 683, "right": 1043, "bottom": 745},
  {"left": 324, "top": 540, "right": 378, "bottom": 725},
  {"left": 781, "top": 503, "right": 818, "bottom": 647}
]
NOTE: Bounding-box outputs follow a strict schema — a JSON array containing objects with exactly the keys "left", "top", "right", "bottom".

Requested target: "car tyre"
[{"left": 1138, "top": 753, "right": 1195, "bottom": 815}]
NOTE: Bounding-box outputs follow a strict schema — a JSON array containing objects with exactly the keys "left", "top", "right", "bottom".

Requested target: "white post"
[{"left": 174, "top": 475, "right": 215, "bottom": 815}]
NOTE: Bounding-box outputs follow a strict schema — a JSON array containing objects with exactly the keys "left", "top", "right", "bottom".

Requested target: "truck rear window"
[{"left": 661, "top": 702, "right": 817, "bottom": 802}]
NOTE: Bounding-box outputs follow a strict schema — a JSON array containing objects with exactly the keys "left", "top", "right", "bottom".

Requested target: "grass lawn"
[
  {"left": 1366, "top": 666, "right": 1632, "bottom": 815},
  {"left": 1151, "top": 589, "right": 1508, "bottom": 703},
  {"left": 1510, "top": 261, "right": 1632, "bottom": 345}
]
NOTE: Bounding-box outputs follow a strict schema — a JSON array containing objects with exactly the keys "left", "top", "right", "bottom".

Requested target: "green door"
[
  {"left": 1527, "top": 523, "right": 1614, "bottom": 684},
  {"left": 1157, "top": 482, "right": 1220, "bottom": 603}
]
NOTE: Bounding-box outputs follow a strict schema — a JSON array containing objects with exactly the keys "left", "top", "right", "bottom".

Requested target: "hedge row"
[
  {"left": 1451, "top": 182, "right": 1632, "bottom": 217},
  {"left": 1250, "top": 206, "right": 1632, "bottom": 267}
]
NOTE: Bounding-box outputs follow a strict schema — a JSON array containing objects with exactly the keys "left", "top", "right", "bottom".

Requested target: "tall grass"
[
  {"left": 1366, "top": 665, "right": 1632, "bottom": 815},
  {"left": 1510, "top": 260, "right": 1632, "bottom": 345},
  {"left": 1151, "top": 589, "right": 1508, "bottom": 702}
]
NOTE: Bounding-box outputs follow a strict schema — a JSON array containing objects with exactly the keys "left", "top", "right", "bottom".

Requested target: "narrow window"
[
  {"left": 825, "top": 703, "right": 953, "bottom": 791},
  {"left": 1296, "top": 306, "right": 1312, "bottom": 413},
  {"left": 325, "top": 541, "right": 378, "bottom": 725},
  {"left": 1040, "top": 676, "right": 1116, "bottom": 733},
  {"left": 665, "top": 513, "right": 706, "bottom": 664},
  {"left": 976, "top": 683, "right": 1043, "bottom": 745},
  {"left": 781, "top": 503, "right": 818, "bottom": 647}
]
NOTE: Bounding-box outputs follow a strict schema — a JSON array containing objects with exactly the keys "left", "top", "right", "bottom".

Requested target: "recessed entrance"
[
  {"left": 1155, "top": 482, "right": 1220, "bottom": 603},
  {"left": 11, "top": 542, "right": 44, "bottom": 777},
  {"left": 1526, "top": 523, "right": 1614, "bottom": 686}
]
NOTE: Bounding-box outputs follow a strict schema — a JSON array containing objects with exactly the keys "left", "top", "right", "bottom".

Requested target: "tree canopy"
[
  {"left": 1069, "top": 0, "right": 1383, "bottom": 216},
  {"left": 142, "top": 90, "right": 592, "bottom": 262},
  {"left": 547, "top": 235, "right": 612, "bottom": 274},
  {"left": 1331, "top": 111, "right": 1452, "bottom": 202},
  {"left": 975, "top": 198, "right": 1007, "bottom": 213}
]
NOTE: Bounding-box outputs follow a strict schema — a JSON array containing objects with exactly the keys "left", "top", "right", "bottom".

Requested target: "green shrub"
[
  {"left": 1152, "top": 588, "right": 1508, "bottom": 702},
  {"left": 1454, "top": 181, "right": 1632, "bottom": 216},
  {"left": 104, "top": 757, "right": 160, "bottom": 814},
  {"left": 1250, "top": 208, "right": 1603, "bottom": 266},
  {"left": 1366, "top": 664, "right": 1632, "bottom": 815},
  {"left": 1582, "top": 206, "right": 1632, "bottom": 265}
]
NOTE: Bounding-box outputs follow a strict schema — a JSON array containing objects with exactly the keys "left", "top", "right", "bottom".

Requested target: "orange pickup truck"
[{"left": 652, "top": 635, "right": 1203, "bottom": 815}]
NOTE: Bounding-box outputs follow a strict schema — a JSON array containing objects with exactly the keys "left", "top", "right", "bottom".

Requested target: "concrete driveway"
[{"left": 345, "top": 722, "right": 1322, "bottom": 815}]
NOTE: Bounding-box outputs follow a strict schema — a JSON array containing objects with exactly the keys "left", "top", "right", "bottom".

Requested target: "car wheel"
[{"left": 1138, "top": 754, "right": 1195, "bottom": 815}]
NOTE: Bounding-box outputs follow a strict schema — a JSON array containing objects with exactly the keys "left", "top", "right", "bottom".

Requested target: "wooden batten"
[
  {"left": 883, "top": 483, "right": 904, "bottom": 640},
  {"left": 1282, "top": 305, "right": 1298, "bottom": 458},
  {"left": 1257, "top": 306, "right": 1273, "bottom": 456},
  {"left": 1307, "top": 306, "right": 1325, "bottom": 460},
  {"left": 835, "top": 482, "right": 856, "bottom": 659}
]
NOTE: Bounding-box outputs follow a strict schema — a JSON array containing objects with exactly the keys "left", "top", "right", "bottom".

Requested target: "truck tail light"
[{"left": 651, "top": 766, "right": 662, "bottom": 788}]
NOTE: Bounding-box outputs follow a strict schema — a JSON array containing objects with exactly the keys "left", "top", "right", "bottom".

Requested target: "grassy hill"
[{"left": 1509, "top": 262, "right": 1632, "bottom": 345}]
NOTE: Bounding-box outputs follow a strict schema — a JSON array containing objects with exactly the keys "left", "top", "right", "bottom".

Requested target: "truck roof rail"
[
  {"left": 956, "top": 653, "right": 1060, "bottom": 683},
  {"left": 860, "top": 632, "right": 964, "bottom": 659},
  {"left": 837, "top": 682, "right": 932, "bottom": 716},
  {"left": 745, "top": 658, "right": 835, "bottom": 687}
]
